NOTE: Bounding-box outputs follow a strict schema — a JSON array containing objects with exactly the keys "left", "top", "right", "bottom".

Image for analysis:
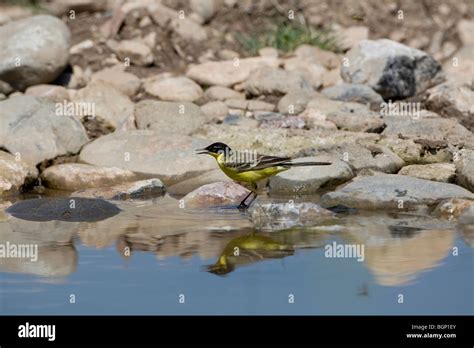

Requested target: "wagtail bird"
[{"left": 196, "top": 142, "right": 332, "bottom": 210}]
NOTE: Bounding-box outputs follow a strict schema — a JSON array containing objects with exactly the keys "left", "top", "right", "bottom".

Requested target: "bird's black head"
[{"left": 196, "top": 142, "right": 232, "bottom": 157}]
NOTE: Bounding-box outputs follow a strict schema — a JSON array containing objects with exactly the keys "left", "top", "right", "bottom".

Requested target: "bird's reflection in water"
[{"left": 206, "top": 230, "right": 294, "bottom": 276}]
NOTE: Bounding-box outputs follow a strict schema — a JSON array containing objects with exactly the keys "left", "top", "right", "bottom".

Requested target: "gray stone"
[
  {"left": 398, "top": 163, "right": 456, "bottom": 183},
  {"left": 167, "top": 169, "right": 231, "bottom": 196},
  {"left": 78, "top": 131, "right": 215, "bottom": 185},
  {"left": 24, "top": 84, "right": 69, "bottom": 103},
  {"left": 144, "top": 75, "right": 203, "bottom": 102},
  {"left": 0, "top": 15, "right": 71, "bottom": 90},
  {"left": 0, "top": 150, "right": 37, "bottom": 196},
  {"left": 425, "top": 79, "right": 474, "bottom": 132},
  {"left": 190, "top": 0, "right": 220, "bottom": 22},
  {"left": 455, "top": 149, "right": 474, "bottom": 192},
  {"left": 187, "top": 57, "right": 279, "bottom": 87},
  {"left": 245, "top": 66, "right": 312, "bottom": 96},
  {"left": 135, "top": 99, "right": 207, "bottom": 135},
  {"left": 72, "top": 80, "right": 135, "bottom": 130},
  {"left": 91, "top": 65, "right": 141, "bottom": 97},
  {"left": 322, "top": 83, "right": 384, "bottom": 105},
  {"left": 0, "top": 96, "right": 88, "bottom": 165},
  {"left": 203, "top": 86, "right": 245, "bottom": 101},
  {"left": 183, "top": 181, "right": 250, "bottom": 207},
  {"left": 269, "top": 156, "right": 354, "bottom": 194},
  {"left": 40, "top": 163, "right": 138, "bottom": 191},
  {"left": 201, "top": 101, "right": 228, "bottom": 120},
  {"left": 341, "top": 39, "right": 443, "bottom": 99},
  {"left": 249, "top": 202, "right": 335, "bottom": 231},
  {"left": 225, "top": 99, "right": 275, "bottom": 111},
  {"left": 114, "top": 39, "right": 153, "bottom": 66},
  {"left": 72, "top": 178, "right": 165, "bottom": 200},
  {"left": 322, "top": 174, "right": 474, "bottom": 209},
  {"left": 277, "top": 90, "right": 314, "bottom": 115}
]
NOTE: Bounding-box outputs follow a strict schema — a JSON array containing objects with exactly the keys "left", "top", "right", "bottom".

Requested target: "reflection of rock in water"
[
  {"left": 6, "top": 197, "right": 120, "bottom": 222},
  {"left": 206, "top": 233, "right": 294, "bottom": 275},
  {"left": 0, "top": 245, "right": 77, "bottom": 277},
  {"left": 364, "top": 230, "right": 454, "bottom": 286},
  {"left": 458, "top": 206, "right": 474, "bottom": 247}
]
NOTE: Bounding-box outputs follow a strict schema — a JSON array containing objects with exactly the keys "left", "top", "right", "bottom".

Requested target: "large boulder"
[
  {"left": 322, "top": 174, "right": 474, "bottom": 209},
  {"left": 0, "top": 96, "right": 89, "bottom": 165},
  {"left": 78, "top": 130, "right": 215, "bottom": 185},
  {"left": 341, "top": 39, "right": 443, "bottom": 100},
  {"left": 0, "top": 15, "right": 71, "bottom": 90}
]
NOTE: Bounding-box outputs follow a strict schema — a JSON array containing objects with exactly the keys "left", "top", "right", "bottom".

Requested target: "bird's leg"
[{"left": 238, "top": 183, "right": 257, "bottom": 211}]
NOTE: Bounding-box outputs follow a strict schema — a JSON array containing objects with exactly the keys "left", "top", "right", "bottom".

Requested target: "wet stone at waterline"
[{"left": 6, "top": 197, "right": 121, "bottom": 222}]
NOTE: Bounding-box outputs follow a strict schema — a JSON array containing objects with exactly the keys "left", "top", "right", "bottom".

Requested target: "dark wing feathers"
[{"left": 223, "top": 153, "right": 292, "bottom": 173}]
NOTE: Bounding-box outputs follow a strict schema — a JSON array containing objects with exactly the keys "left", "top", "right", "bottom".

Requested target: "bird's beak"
[{"left": 196, "top": 148, "right": 210, "bottom": 155}]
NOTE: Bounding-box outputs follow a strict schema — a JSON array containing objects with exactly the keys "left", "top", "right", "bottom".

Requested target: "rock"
[
  {"left": 201, "top": 101, "right": 228, "bottom": 119},
  {"left": 277, "top": 90, "right": 314, "bottom": 115},
  {"left": 444, "top": 45, "right": 474, "bottom": 80},
  {"left": 258, "top": 113, "right": 306, "bottom": 129},
  {"left": 382, "top": 110, "right": 473, "bottom": 146},
  {"left": 377, "top": 137, "right": 423, "bottom": 164},
  {"left": 459, "top": 206, "right": 474, "bottom": 226},
  {"left": 72, "top": 178, "right": 165, "bottom": 200},
  {"left": 434, "top": 198, "right": 474, "bottom": 218},
  {"left": 294, "top": 44, "right": 341, "bottom": 69},
  {"left": 204, "top": 86, "right": 245, "bottom": 101},
  {"left": 0, "top": 15, "right": 71, "bottom": 90},
  {"left": 183, "top": 181, "right": 249, "bottom": 207},
  {"left": 245, "top": 66, "right": 312, "bottom": 96},
  {"left": 114, "top": 39, "right": 153, "bottom": 66},
  {"left": 258, "top": 47, "right": 278, "bottom": 58},
  {"left": 225, "top": 99, "right": 275, "bottom": 111},
  {"left": 72, "top": 80, "right": 135, "bottom": 130},
  {"left": 6, "top": 197, "right": 121, "bottom": 222},
  {"left": 398, "top": 163, "right": 456, "bottom": 183},
  {"left": 457, "top": 20, "right": 474, "bottom": 46},
  {"left": 249, "top": 202, "right": 335, "bottom": 231},
  {"left": 268, "top": 156, "right": 353, "bottom": 194},
  {"left": 0, "top": 80, "right": 14, "bottom": 95},
  {"left": 0, "top": 4, "right": 33, "bottom": 25},
  {"left": 144, "top": 75, "right": 203, "bottom": 102},
  {"left": 298, "top": 108, "right": 338, "bottom": 130},
  {"left": 338, "top": 25, "right": 369, "bottom": 51},
  {"left": 186, "top": 56, "right": 279, "bottom": 87},
  {"left": 315, "top": 142, "right": 405, "bottom": 174},
  {"left": 217, "top": 49, "right": 240, "bottom": 60},
  {"left": 305, "top": 96, "right": 384, "bottom": 132},
  {"left": 425, "top": 80, "right": 474, "bottom": 132},
  {"left": 455, "top": 149, "right": 474, "bottom": 192},
  {"left": 322, "top": 174, "right": 474, "bottom": 209},
  {"left": 167, "top": 169, "right": 231, "bottom": 195},
  {"left": 69, "top": 39, "right": 94, "bottom": 55},
  {"left": 24, "top": 84, "right": 69, "bottom": 103},
  {"left": 0, "top": 96, "right": 88, "bottom": 165},
  {"left": 170, "top": 15, "right": 208, "bottom": 42},
  {"left": 40, "top": 163, "right": 139, "bottom": 191},
  {"left": 78, "top": 131, "right": 215, "bottom": 185},
  {"left": 283, "top": 56, "right": 327, "bottom": 88},
  {"left": 135, "top": 100, "right": 207, "bottom": 135},
  {"left": 322, "top": 67, "right": 343, "bottom": 88},
  {"left": 321, "top": 83, "right": 384, "bottom": 106},
  {"left": 91, "top": 65, "right": 141, "bottom": 97},
  {"left": 0, "top": 151, "right": 37, "bottom": 195},
  {"left": 190, "top": 0, "right": 220, "bottom": 22},
  {"left": 341, "top": 39, "right": 443, "bottom": 99}
]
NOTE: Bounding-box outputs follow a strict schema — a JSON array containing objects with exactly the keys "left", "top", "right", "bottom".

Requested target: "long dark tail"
[{"left": 284, "top": 161, "right": 332, "bottom": 167}]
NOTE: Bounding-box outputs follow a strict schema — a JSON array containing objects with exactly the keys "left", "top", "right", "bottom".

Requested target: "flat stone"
[
  {"left": 72, "top": 80, "right": 135, "bottom": 130},
  {"left": 249, "top": 202, "right": 335, "bottom": 231},
  {"left": 40, "top": 163, "right": 138, "bottom": 191},
  {"left": 425, "top": 79, "right": 474, "bottom": 132},
  {"left": 0, "top": 15, "right": 70, "bottom": 90},
  {"left": 398, "top": 163, "right": 456, "bottom": 183},
  {"left": 0, "top": 96, "right": 88, "bottom": 165},
  {"left": 322, "top": 174, "right": 474, "bottom": 209},
  {"left": 204, "top": 86, "right": 245, "bottom": 101},
  {"left": 321, "top": 83, "right": 384, "bottom": 106},
  {"left": 201, "top": 101, "right": 228, "bottom": 120},
  {"left": 78, "top": 131, "right": 215, "bottom": 185},
  {"left": 182, "top": 181, "right": 249, "bottom": 207},
  {"left": 269, "top": 156, "right": 354, "bottom": 194},
  {"left": 245, "top": 66, "right": 312, "bottom": 96},
  {"left": 341, "top": 39, "right": 443, "bottom": 99},
  {"left": 91, "top": 65, "right": 141, "bottom": 97},
  {"left": 0, "top": 150, "right": 37, "bottom": 196},
  {"left": 134, "top": 99, "right": 207, "bottom": 135},
  {"left": 225, "top": 99, "right": 275, "bottom": 111},
  {"left": 144, "top": 75, "right": 203, "bottom": 102},
  {"left": 72, "top": 178, "right": 165, "bottom": 200},
  {"left": 167, "top": 169, "right": 231, "bottom": 196},
  {"left": 186, "top": 57, "right": 279, "bottom": 87}
]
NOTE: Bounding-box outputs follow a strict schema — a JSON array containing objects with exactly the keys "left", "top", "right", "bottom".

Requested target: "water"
[{"left": 0, "top": 194, "right": 473, "bottom": 315}]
